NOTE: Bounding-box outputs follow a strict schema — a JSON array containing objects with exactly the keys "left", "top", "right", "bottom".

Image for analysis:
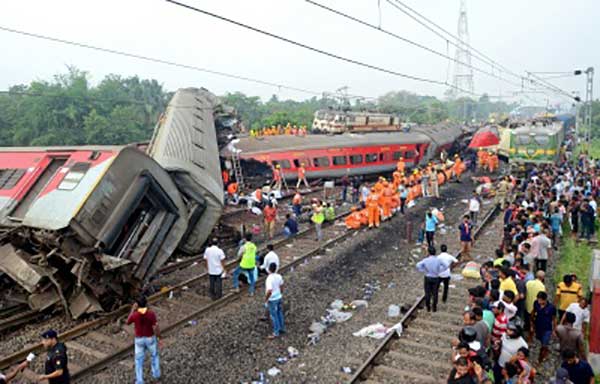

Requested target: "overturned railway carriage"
[
  {"left": 0, "top": 87, "right": 224, "bottom": 318},
  {"left": 222, "top": 123, "right": 465, "bottom": 180},
  {"left": 0, "top": 146, "right": 189, "bottom": 317}
]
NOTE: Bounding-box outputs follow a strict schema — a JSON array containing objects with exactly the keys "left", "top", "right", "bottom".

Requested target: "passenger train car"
[
  {"left": 0, "top": 88, "right": 223, "bottom": 318},
  {"left": 312, "top": 110, "right": 402, "bottom": 134},
  {"left": 222, "top": 123, "right": 466, "bottom": 181}
]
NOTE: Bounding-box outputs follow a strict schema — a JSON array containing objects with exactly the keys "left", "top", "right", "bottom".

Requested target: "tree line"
[{"left": 1, "top": 67, "right": 595, "bottom": 147}]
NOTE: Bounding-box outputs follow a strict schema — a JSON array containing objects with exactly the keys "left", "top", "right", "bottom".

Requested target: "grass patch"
[{"left": 555, "top": 237, "right": 593, "bottom": 293}]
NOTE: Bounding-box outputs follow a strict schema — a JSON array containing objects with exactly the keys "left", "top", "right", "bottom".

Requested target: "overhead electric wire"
[
  {"left": 386, "top": 0, "right": 520, "bottom": 80},
  {"left": 164, "top": 0, "right": 480, "bottom": 96},
  {"left": 525, "top": 72, "right": 576, "bottom": 100},
  {"left": 304, "top": 0, "right": 523, "bottom": 89},
  {"left": 0, "top": 25, "right": 341, "bottom": 99},
  {"left": 386, "top": 0, "right": 578, "bottom": 101}
]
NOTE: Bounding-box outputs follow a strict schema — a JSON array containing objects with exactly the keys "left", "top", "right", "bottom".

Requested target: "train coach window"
[
  {"left": 272, "top": 160, "right": 291, "bottom": 169},
  {"left": 404, "top": 151, "right": 415, "bottom": 159},
  {"left": 313, "top": 157, "right": 330, "bottom": 167},
  {"left": 392, "top": 151, "right": 403, "bottom": 160},
  {"left": 350, "top": 154, "right": 363, "bottom": 164},
  {"left": 58, "top": 162, "right": 91, "bottom": 190},
  {"left": 332, "top": 156, "right": 347, "bottom": 166},
  {"left": 0, "top": 169, "right": 26, "bottom": 190},
  {"left": 366, "top": 153, "right": 378, "bottom": 163}
]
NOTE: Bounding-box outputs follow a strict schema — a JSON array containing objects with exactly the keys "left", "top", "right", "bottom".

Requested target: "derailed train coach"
[{"left": 0, "top": 88, "right": 223, "bottom": 318}]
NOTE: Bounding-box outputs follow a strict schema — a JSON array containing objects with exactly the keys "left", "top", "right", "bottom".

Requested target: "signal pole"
[{"left": 584, "top": 67, "right": 594, "bottom": 144}]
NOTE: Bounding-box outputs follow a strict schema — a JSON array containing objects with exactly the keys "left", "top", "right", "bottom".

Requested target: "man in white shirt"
[
  {"left": 260, "top": 244, "right": 280, "bottom": 273},
  {"left": 437, "top": 244, "right": 458, "bottom": 303},
  {"left": 530, "top": 230, "right": 552, "bottom": 272},
  {"left": 203, "top": 238, "right": 226, "bottom": 300},
  {"left": 265, "top": 263, "right": 285, "bottom": 339},
  {"left": 563, "top": 297, "right": 590, "bottom": 334},
  {"left": 468, "top": 191, "right": 481, "bottom": 225}
]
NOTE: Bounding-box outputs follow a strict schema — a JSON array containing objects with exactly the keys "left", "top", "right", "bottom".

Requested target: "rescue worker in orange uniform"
[
  {"left": 296, "top": 163, "right": 310, "bottom": 189},
  {"left": 453, "top": 154, "right": 463, "bottom": 182},
  {"left": 366, "top": 188, "right": 381, "bottom": 228},
  {"left": 345, "top": 207, "right": 363, "bottom": 229},
  {"left": 381, "top": 182, "right": 394, "bottom": 220},
  {"left": 396, "top": 157, "right": 406, "bottom": 174},
  {"left": 488, "top": 152, "right": 498, "bottom": 173},
  {"left": 392, "top": 170, "right": 402, "bottom": 189},
  {"left": 222, "top": 169, "right": 230, "bottom": 186}
]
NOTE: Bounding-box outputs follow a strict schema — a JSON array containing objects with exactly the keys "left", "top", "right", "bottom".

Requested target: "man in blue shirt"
[
  {"left": 531, "top": 291, "right": 557, "bottom": 364},
  {"left": 561, "top": 349, "right": 595, "bottom": 384},
  {"left": 458, "top": 215, "right": 474, "bottom": 261},
  {"left": 424, "top": 211, "right": 439, "bottom": 249},
  {"left": 416, "top": 246, "right": 446, "bottom": 312},
  {"left": 283, "top": 214, "right": 298, "bottom": 238},
  {"left": 549, "top": 207, "right": 563, "bottom": 249}
]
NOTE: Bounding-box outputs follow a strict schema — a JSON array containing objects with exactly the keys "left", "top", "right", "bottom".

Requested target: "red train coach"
[{"left": 222, "top": 123, "right": 465, "bottom": 181}]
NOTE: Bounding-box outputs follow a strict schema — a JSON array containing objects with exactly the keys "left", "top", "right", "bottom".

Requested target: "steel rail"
[
  {"left": 348, "top": 205, "right": 499, "bottom": 383},
  {"left": 71, "top": 215, "right": 360, "bottom": 381},
  {"left": 0, "top": 209, "right": 352, "bottom": 370}
]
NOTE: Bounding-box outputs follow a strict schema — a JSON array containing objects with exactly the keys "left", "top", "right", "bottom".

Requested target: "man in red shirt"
[
  {"left": 296, "top": 164, "right": 309, "bottom": 189},
  {"left": 263, "top": 202, "right": 277, "bottom": 239},
  {"left": 127, "top": 296, "right": 161, "bottom": 384}
]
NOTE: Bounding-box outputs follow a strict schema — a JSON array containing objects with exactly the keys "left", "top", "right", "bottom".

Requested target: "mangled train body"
[{"left": 0, "top": 88, "right": 223, "bottom": 318}]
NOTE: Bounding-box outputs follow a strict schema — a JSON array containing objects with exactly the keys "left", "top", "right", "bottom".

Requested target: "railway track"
[
  {"left": 349, "top": 205, "right": 501, "bottom": 384},
  {"left": 0, "top": 186, "right": 335, "bottom": 335},
  {"left": 0, "top": 205, "right": 354, "bottom": 374}
]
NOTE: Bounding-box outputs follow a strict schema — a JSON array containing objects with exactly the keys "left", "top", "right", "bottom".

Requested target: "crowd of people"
[
  {"left": 249, "top": 123, "right": 308, "bottom": 137},
  {"left": 344, "top": 155, "right": 465, "bottom": 230},
  {"left": 434, "top": 153, "right": 597, "bottom": 384}
]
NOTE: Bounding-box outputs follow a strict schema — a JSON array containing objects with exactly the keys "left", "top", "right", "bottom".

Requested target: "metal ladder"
[{"left": 231, "top": 151, "right": 244, "bottom": 187}]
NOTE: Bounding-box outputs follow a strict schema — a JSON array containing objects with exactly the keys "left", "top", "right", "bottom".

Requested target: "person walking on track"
[
  {"left": 296, "top": 163, "right": 309, "bottom": 189},
  {"left": 437, "top": 244, "right": 458, "bottom": 303},
  {"left": 126, "top": 296, "right": 161, "bottom": 384},
  {"left": 265, "top": 262, "right": 285, "bottom": 339},
  {"left": 416, "top": 246, "right": 446, "bottom": 312},
  {"left": 458, "top": 215, "right": 474, "bottom": 261},
  {"left": 203, "top": 237, "right": 226, "bottom": 300},
  {"left": 233, "top": 233, "right": 257, "bottom": 296},
  {"left": 425, "top": 211, "right": 439, "bottom": 249}
]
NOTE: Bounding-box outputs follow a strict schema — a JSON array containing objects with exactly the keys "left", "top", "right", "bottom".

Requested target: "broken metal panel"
[
  {"left": 0, "top": 244, "right": 52, "bottom": 293},
  {"left": 69, "top": 290, "right": 103, "bottom": 319},
  {"left": 28, "top": 288, "right": 60, "bottom": 311}
]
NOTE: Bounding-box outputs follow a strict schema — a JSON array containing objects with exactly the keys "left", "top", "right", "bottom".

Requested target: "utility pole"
[
  {"left": 450, "top": 0, "right": 475, "bottom": 99},
  {"left": 584, "top": 67, "right": 594, "bottom": 144}
]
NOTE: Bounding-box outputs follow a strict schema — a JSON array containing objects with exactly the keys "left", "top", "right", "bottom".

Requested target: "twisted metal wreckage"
[{"left": 0, "top": 88, "right": 226, "bottom": 318}]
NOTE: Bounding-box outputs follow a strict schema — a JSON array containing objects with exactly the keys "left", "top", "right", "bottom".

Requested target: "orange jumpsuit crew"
[
  {"left": 345, "top": 207, "right": 363, "bottom": 229},
  {"left": 382, "top": 184, "right": 394, "bottom": 220},
  {"left": 366, "top": 190, "right": 381, "bottom": 228},
  {"left": 396, "top": 158, "right": 406, "bottom": 174}
]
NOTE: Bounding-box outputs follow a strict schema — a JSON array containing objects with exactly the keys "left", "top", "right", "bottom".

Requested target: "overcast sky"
[{"left": 1, "top": 0, "right": 597, "bottom": 106}]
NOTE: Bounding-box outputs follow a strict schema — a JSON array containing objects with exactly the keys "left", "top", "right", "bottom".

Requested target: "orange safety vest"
[
  {"left": 222, "top": 170, "right": 229, "bottom": 185},
  {"left": 227, "top": 182, "right": 238, "bottom": 195},
  {"left": 298, "top": 166, "right": 306, "bottom": 178}
]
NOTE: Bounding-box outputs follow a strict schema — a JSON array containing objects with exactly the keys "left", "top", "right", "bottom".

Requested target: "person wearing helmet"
[
  {"left": 345, "top": 206, "right": 362, "bottom": 230},
  {"left": 496, "top": 320, "right": 528, "bottom": 383},
  {"left": 396, "top": 156, "right": 405, "bottom": 174},
  {"left": 296, "top": 163, "right": 309, "bottom": 189},
  {"left": 366, "top": 188, "right": 380, "bottom": 229},
  {"left": 272, "top": 164, "right": 283, "bottom": 191}
]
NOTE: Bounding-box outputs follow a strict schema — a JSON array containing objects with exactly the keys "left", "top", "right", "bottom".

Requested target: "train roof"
[
  {"left": 512, "top": 123, "right": 563, "bottom": 135},
  {"left": 0, "top": 145, "right": 125, "bottom": 153},
  {"left": 223, "top": 131, "right": 432, "bottom": 155}
]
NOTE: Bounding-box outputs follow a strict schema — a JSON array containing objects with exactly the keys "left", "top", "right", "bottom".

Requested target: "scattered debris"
[
  {"left": 352, "top": 323, "right": 387, "bottom": 339},
  {"left": 267, "top": 367, "right": 281, "bottom": 377},
  {"left": 387, "top": 304, "right": 400, "bottom": 318},
  {"left": 341, "top": 367, "right": 352, "bottom": 374}
]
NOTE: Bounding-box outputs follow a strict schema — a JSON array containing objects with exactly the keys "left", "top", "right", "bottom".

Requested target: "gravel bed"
[{"left": 76, "top": 178, "right": 479, "bottom": 384}]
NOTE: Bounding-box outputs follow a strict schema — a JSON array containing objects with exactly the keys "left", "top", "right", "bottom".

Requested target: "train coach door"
[{"left": 11, "top": 157, "right": 67, "bottom": 220}]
